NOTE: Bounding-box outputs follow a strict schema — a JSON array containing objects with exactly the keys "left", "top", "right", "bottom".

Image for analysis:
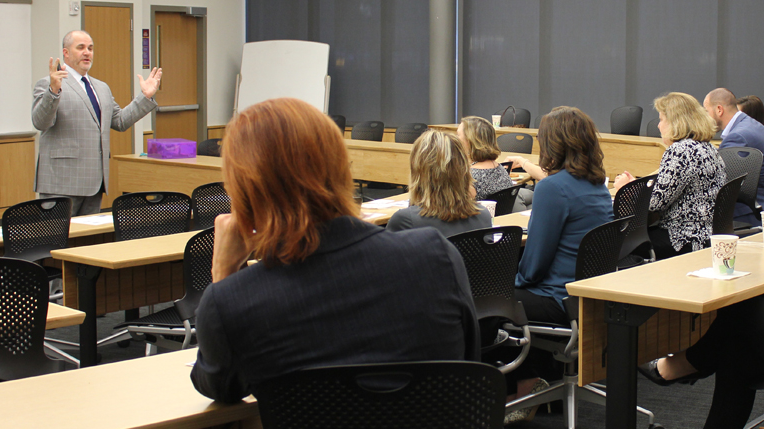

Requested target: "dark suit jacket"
[
  {"left": 190, "top": 216, "right": 480, "bottom": 403},
  {"left": 32, "top": 72, "right": 157, "bottom": 196},
  {"left": 720, "top": 112, "right": 764, "bottom": 225}
]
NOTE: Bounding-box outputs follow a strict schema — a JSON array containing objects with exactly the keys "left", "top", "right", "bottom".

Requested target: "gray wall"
[{"left": 248, "top": 0, "right": 764, "bottom": 133}]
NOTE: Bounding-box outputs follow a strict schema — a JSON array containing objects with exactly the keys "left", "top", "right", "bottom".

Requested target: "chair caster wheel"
[
  {"left": 648, "top": 424, "right": 664, "bottom": 429},
  {"left": 117, "top": 339, "right": 131, "bottom": 348}
]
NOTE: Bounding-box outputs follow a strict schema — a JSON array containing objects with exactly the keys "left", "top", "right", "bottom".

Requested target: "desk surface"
[
  {"left": 46, "top": 303, "right": 86, "bottom": 330},
  {"left": 0, "top": 348, "right": 260, "bottom": 429},
  {"left": 567, "top": 234, "right": 764, "bottom": 313},
  {"left": 50, "top": 231, "right": 197, "bottom": 270}
]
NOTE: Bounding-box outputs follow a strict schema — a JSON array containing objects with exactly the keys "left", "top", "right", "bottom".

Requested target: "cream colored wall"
[{"left": 30, "top": 0, "right": 245, "bottom": 153}]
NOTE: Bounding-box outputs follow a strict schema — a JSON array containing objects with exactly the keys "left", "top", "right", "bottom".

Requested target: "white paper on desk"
[
  {"left": 361, "top": 212, "right": 386, "bottom": 220},
  {"left": 687, "top": 267, "right": 751, "bottom": 280},
  {"left": 519, "top": 210, "right": 532, "bottom": 217},
  {"left": 71, "top": 214, "right": 113, "bottom": 226},
  {"left": 362, "top": 199, "right": 409, "bottom": 209}
]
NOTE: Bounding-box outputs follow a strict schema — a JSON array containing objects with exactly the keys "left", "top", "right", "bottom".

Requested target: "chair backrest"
[
  {"left": 448, "top": 226, "right": 523, "bottom": 300},
  {"left": 351, "top": 120, "right": 385, "bottom": 141},
  {"left": 0, "top": 257, "right": 62, "bottom": 380},
  {"left": 718, "top": 147, "right": 763, "bottom": 212},
  {"left": 713, "top": 174, "right": 746, "bottom": 235},
  {"left": 256, "top": 361, "right": 506, "bottom": 429},
  {"left": 330, "top": 114, "right": 346, "bottom": 133},
  {"left": 197, "top": 139, "right": 222, "bottom": 157},
  {"left": 484, "top": 184, "right": 523, "bottom": 216},
  {"left": 499, "top": 107, "right": 531, "bottom": 128},
  {"left": 112, "top": 192, "right": 192, "bottom": 241},
  {"left": 175, "top": 227, "right": 215, "bottom": 321},
  {"left": 645, "top": 118, "right": 660, "bottom": 138},
  {"left": 610, "top": 105, "right": 643, "bottom": 136},
  {"left": 497, "top": 132, "right": 534, "bottom": 154},
  {"left": 1, "top": 197, "right": 71, "bottom": 261},
  {"left": 394, "top": 122, "right": 428, "bottom": 143},
  {"left": 191, "top": 182, "right": 230, "bottom": 230},
  {"left": 575, "top": 216, "right": 633, "bottom": 281},
  {"left": 613, "top": 174, "right": 657, "bottom": 259},
  {"left": 533, "top": 114, "right": 545, "bottom": 129}
]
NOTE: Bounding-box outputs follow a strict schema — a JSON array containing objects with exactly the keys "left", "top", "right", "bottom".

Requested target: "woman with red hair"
[{"left": 190, "top": 98, "right": 479, "bottom": 403}]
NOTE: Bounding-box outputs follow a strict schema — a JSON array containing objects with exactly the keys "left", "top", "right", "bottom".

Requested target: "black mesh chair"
[
  {"left": 505, "top": 216, "right": 659, "bottom": 428},
  {"left": 191, "top": 182, "right": 230, "bottom": 230},
  {"left": 394, "top": 122, "right": 428, "bottom": 143},
  {"left": 102, "top": 192, "right": 192, "bottom": 347},
  {"left": 330, "top": 114, "right": 346, "bottom": 134},
  {"left": 497, "top": 132, "right": 534, "bottom": 154},
  {"left": 498, "top": 106, "right": 531, "bottom": 128},
  {"left": 256, "top": 361, "right": 507, "bottom": 429},
  {"left": 484, "top": 184, "right": 524, "bottom": 216},
  {"left": 0, "top": 257, "right": 65, "bottom": 380},
  {"left": 448, "top": 226, "right": 531, "bottom": 372},
  {"left": 114, "top": 227, "right": 215, "bottom": 355},
  {"left": 712, "top": 174, "right": 746, "bottom": 236},
  {"left": 1, "top": 197, "right": 72, "bottom": 301},
  {"left": 610, "top": 106, "right": 643, "bottom": 136},
  {"left": 533, "top": 114, "right": 546, "bottom": 129},
  {"left": 197, "top": 138, "right": 222, "bottom": 157},
  {"left": 351, "top": 120, "right": 385, "bottom": 141},
  {"left": 613, "top": 174, "right": 657, "bottom": 268},
  {"left": 645, "top": 118, "right": 660, "bottom": 138},
  {"left": 718, "top": 147, "right": 763, "bottom": 232},
  {"left": 112, "top": 192, "right": 192, "bottom": 241}
]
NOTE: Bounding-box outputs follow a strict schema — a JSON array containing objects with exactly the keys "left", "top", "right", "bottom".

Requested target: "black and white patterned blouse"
[
  {"left": 650, "top": 138, "right": 726, "bottom": 251},
  {"left": 471, "top": 166, "right": 514, "bottom": 200}
]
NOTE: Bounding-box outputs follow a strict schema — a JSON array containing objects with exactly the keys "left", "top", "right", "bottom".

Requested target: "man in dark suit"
[
  {"left": 32, "top": 30, "right": 162, "bottom": 215},
  {"left": 704, "top": 88, "right": 764, "bottom": 226}
]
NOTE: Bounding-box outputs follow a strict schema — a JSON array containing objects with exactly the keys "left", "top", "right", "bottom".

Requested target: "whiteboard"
[
  {"left": 236, "top": 40, "right": 330, "bottom": 114},
  {"left": 0, "top": 3, "right": 33, "bottom": 134}
]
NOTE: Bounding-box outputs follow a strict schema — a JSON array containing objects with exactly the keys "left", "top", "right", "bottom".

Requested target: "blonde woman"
[
  {"left": 614, "top": 92, "right": 725, "bottom": 259},
  {"left": 458, "top": 116, "right": 533, "bottom": 211},
  {"left": 386, "top": 130, "right": 492, "bottom": 236}
]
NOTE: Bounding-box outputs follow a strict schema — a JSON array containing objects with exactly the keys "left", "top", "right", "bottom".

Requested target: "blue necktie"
[{"left": 81, "top": 76, "right": 101, "bottom": 124}]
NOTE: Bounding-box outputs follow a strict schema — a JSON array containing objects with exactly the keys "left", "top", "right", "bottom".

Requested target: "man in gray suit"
[
  {"left": 704, "top": 88, "right": 764, "bottom": 226},
  {"left": 32, "top": 30, "right": 162, "bottom": 215}
]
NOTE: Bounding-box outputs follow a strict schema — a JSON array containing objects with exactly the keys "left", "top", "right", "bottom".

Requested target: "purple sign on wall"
[{"left": 142, "top": 29, "right": 150, "bottom": 69}]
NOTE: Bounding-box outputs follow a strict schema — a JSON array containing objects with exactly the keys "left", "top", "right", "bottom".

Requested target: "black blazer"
[{"left": 191, "top": 216, "right": 480, "bottom": 403}]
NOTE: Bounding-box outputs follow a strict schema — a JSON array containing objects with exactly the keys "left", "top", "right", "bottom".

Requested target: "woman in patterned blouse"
[
  {"left": 457, "top": 116, "right": 532, "bottom": 211},
  {"left": 614, "top": 92, "right": 726, "bottom": 259}
]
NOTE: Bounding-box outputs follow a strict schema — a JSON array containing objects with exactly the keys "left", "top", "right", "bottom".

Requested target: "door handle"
[{"left": 156, "top": 104, "right": 200, "bottom": 113}]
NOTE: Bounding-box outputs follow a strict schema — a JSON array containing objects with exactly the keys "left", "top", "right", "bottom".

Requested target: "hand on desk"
[
  {"left": 212, "top": 214, "right": 255, "bottom": 283},
  {"left": 503, "top": 155, "right": 547, "bottom": 181}
]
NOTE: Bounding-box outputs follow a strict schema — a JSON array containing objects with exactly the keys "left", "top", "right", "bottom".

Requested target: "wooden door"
[
  {"left": 154, "top": 12, "right": 199, "bottom": 142},
  {"left": 83, "top": 4, "right": 132, "bottom": 209}
]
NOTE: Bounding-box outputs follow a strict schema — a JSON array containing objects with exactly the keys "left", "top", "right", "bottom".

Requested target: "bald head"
[
  {"left": 62, "top": 30, "right": 92, "bottom": 49},
  {"left": 704, "top": 88, "right": 738, "bottom": 129}
]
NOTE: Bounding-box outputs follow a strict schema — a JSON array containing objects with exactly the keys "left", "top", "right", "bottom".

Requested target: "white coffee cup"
[
  {"left": 710, "top": 234, "right": 739, "bottom": 275},
  {"left": 478, "top": 200, "right": 497, "bottom": 218},
  {"left": 492, "top": 115, "right": 502, "bottom": 128}
]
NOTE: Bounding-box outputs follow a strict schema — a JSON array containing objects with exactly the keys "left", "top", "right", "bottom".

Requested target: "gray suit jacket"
[
  {"left": 32, "top": 72, "right": 157, "bottom": 196},
  {"left": 720, "top": 112, "right": 764, "bottom": 224}
]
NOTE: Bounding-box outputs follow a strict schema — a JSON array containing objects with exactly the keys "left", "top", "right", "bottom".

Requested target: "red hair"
[{"left": 222, "top": 98, "right": 357, "bottom": 266}]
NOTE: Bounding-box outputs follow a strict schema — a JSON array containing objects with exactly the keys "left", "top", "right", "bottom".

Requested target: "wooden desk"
[
  {"left": 114, "top": 142, "right": 538, "bottom": 195},
  {"left": 567, "top": 234, "right": 764, "bottom": 429},
  {"left": 46, "top": 303, "right": 86, "bottom": 330},
  {"left": 51, "top": 232, "right": 195, "bottom": 366},
  {"left": 429, "top": 124, "right": 665, "bottom": 179},
  {"left": 0, "top": 348, "right": 261, "bottom": 429}
]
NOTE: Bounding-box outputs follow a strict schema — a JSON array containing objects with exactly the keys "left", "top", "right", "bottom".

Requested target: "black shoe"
[{"left": 638, "top": 358, "right": 702, "bottom": 386}]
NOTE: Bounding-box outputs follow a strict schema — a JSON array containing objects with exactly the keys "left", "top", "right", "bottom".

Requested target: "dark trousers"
[
  {"left": 647, "top": 226, "right": 693, "bottom": 260},
  {"left": 685, "top": 295, "right": 764, "bottom": 428}
]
